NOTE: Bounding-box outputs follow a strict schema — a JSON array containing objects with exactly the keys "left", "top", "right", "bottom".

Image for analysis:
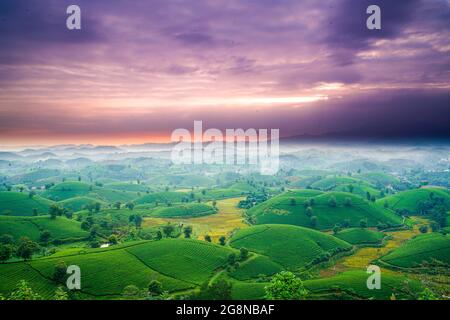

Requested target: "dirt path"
[{"left": 320, "top": 217, "right": 430, "bottom": 277}]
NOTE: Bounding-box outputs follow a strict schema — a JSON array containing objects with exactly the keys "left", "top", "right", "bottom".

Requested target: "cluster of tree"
[
  {"left": 0, "top": 280, "right": 68, "bottom": 300},
  {"left": 238, "top": 193, "right": 268, "bottom": 209},
  {"left": 264, "top": 271, "right": 308, "bottom": 300},
  {"left": 49, "top": 204, "right": 72, "bottom": 219},
  {"left": 0, "top": 235, "right": 40, "bottom": 262}
]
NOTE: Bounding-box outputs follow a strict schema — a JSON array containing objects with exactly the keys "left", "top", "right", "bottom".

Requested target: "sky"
[{"left": 0, "top": 0, "right": 449, "bottom": 145}]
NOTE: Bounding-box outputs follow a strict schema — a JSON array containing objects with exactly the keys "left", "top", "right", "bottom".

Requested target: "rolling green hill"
[
  {"left": 149, "top": 203, "right": 217, "bottom": 218},
  {"left": 0, "top": 191, "right": 54, "bottom": 216},
  {"left": 229, "top": 224, "right": 351, "bottom": 270},
  {"left": 356, "top": 172, "right": 400, "bottom": 187},
  {"left": 378, "top": 188, "right": 450, "bottom": 213},
  {"left": 42, "top": 181, "right": 139, "bottom": 203},
  {"left": 304, "top": 270, "right": 422, "bottom": 300},
  {"left": 0, "top": 239, "right": 236, "bottom": 298},
  {"left": 310, "top": 176, "right": 367, "bottom": 190},
  {"left": 379, "top": 233, "right": 450, "bottom": 268},
  {"left": 42, "top": 181, "right": 92, "bottom": 201},
  {"left": 0, "top": 216, "right": 88, "bottom": 242},
  {"left": 334, "top": 228, "right": 385, "bottom": 245},
  {"left": 248, "top": 190, "right": 402, "bottom": 230},
  {"left": 58, "top": 197, "right": 107, "bottom": 212},
  {"left": 134, "top": 191, "right": 188, "bottom": 205}
]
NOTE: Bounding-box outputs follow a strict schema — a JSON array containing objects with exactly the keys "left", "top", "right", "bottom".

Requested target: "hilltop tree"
[
  {"left": 0, "top": 245, "right": 12, "bottom": 263},
  {"left": 219, "top": 236, "right": 226, "bottom": 246},
  {"left": 333, "top": 224, "right": 341, "bottom": 235},
  {"left": 204, "top": 235, "right": 212, "bottom": 242},
  {"left": 290, "top": 198, "right": 296, "bottom": 206},
  {"left": 360, "top": 219, "right": 368, "bottom": 228},
  {"left": 227, "top": 253, "right": 237, "bottom": 265},
  {"left": 183, "top": 226, "right": 193, "bottom": 238},
  {"left": 108, "top": 235, "right": 118, "bottom": 245},
  {"left": 342, "top": 219, "right": 351, "bottom": 228},
  {"left": 0, "top": 234, "right": 14, "bottom": 245},
  {"left": 198, "top": 279, "right": 232, "bottom": 300},
  {"left": 134, "top": 215, "right": 143, "bottom": 228},
  {"left": 148, "top": 280, "right": 163, "bottom": 296},
  {"left": 39, "top": 230, "right": 51, "bottom": 244},
  {"left": 344, "top": 197, "right": 352, "bottom": 207},
  {"left": 310, "top": 216, "right": 317, "bottom": 228},
  {"left": 125, "top": 202, "right": 135, "bottom": 210},
  {"left": 122, "top": 285, "right": 141, "bottom": 299},
  {"left": 162, "top": 224, "right": 174, "bottom": 238},
  {"left": 53, "top": 261, "right": 68, "bottom": 283},
  {"left": 265, "top": 271, "right": 308, "bottom": 300},
  {"left": 305, "top": 206, "right": 313, "bottom": 217},
  {"left": 28, "top": 190, "right": 35, "bottom": 199},
  {"left": 113, "top": 202, "right": 121, "bottom": 210},
  {"left": 16, "top": 237, "right": 39, "bottom": 261},
  {"left": 328, "top": 196, "right": 337, "bottom": 208},
  {"left": 366, "top": 191, "right": 371, "bottom": 201},
  {"left": 49, "top": 204, "right": 64, "bottom": 219},
  {"left": 239, "top": 247, "right": 249, "bottom": 261},
  {"left": 348, "top": 184, "right": 354, "bottom": 193},
  {"left": 419, "top": 226, "right": 428, "bottom": 234}
]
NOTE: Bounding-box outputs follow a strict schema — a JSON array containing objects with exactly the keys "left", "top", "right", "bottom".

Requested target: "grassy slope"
[
  {"left": 0, "top": 216, "right": 88, "bottom": 242},
  {"left": 42, "top": 181, "right": 139, "bottom": 203},
  {"left": 379, "top": 233, "right": 450, "bottom": 268},
  {"left": 58, "top": 197, "right": 107, "bottom": 212},
  {"left": 304, "top": 270, "right": 422, "bottom": 300},
  {"left": 149, "top": 203, "right": 217, "bottom": 218},
  {"left": 229, "top": 224, "right": 351, "bottom": 270},
  {"left": 248, "top": 190, "right": 402, "bottom": 230},
  {"left": 335, "top": 228, "right": 385, "bottom": 245},
  {"left": 0, "top": 191, "right": 54, "bottom": 216},
  {"left": 378, "top": 188, "right": 450, "bottom": 213},
  {"left": 0, "top": 239, "right": 235, "bottom": 298}
]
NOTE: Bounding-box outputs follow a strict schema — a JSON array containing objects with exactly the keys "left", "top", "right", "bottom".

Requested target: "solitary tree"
[
  {"left": 310, "top": 216, "right": 318, "bottom": 228},
  {"left": 290, "top": 198, "right": 296, "bottom": 206},
  {"left": 16, "top": 237, "right": 39, "bottom": 261},
  {"left": 306, "top": 206, "right": 313, "bottom": 217},
  {"left": 53, "top": 261, "right": 67, "bottom": 283},
  {"left": 333, "top": 224, "right": 341, "bottom": 235},
  {"left": 264, "top": 271, "right": 308, "bottom": 300},
  {"left": 219, "top": 236, "right": 226, "bottom": 246},
  {"left": 148, "top": 280, "right": 163, "bottom": 296},
  {"left": 344, "top": 197, "right": 352, "bottom": 207},
  {"left": 328, "top": 196, "right": 337, "bottom": 208},
  {"left": 239, "top": 247, "right": 249, "bottom": 261},
  {"left": 348, "top": 184, "right": 354, "bottom": 193},
  {"left": 0, "top": 245, "right": 12, "bottom": 263},
  {"left": 39, "top": 230, "right": 51, "bottom": 244},
  {"left": 125, "top": 202, "right": 135, "bottom": 210},
  {"left": 227, "top": 253, "right": 237, "bottom": 265},
  {"left": 360, "top": 219, "right": 368, "bottom": 228},
  {"left": 204, "top": 235, "right": 212, "bottom": 242},
  {"left": 183, "top": 226, "right": 193, "bottom": 238},
  {"left": 114, "top": 202, "right": 121, "bottom": 210}
]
